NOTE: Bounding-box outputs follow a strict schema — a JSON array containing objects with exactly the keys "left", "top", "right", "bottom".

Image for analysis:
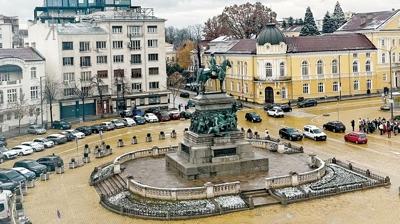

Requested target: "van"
[{"left": 0, "top": 190, "right": 12, "bottom": 222}]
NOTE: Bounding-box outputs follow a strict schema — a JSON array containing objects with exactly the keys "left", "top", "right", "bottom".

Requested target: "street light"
[
  {"left": 39, "top": 76, "right": 44, "bottom": 128},
  {"left": 379, "top": 46, "right": 397, "bottom": 120}
]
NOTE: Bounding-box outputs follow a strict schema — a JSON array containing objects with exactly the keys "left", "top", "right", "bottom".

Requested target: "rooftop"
[
  {"left": 80, "top": 8, "right": 164, "bottom": 22},
  {"left": 0, "top": 48, "right": 45, "bottom": 62},
  {"left": 337, "top": 10, "right": 399, "bottom": 31},
  {"left": 56, "top": 23, "right": 107, "bottom": 35}
]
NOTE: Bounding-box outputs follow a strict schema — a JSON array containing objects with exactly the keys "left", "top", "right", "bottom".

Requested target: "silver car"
[{"left": 27, "top": 125, "right": 47, "bottom": 135}]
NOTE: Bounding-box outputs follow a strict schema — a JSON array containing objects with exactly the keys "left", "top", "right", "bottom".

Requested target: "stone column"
[
  {"left": 152, "top": 146, "right": 159, "bottom": 157},
  {"left": 277, "top": 144, "right": 285, "bottom": 153},
  {"left": 290, "top": 172, "right": 299, "bottom": 187},
  {"left": 308, "top": 154, "right": 317, "bottom": 168},
  {"left": 113, "top": 162, "right": 121, "bottom": 174},
  {"left": 204, "top": 182, "right": 214, "bottom": 198}
]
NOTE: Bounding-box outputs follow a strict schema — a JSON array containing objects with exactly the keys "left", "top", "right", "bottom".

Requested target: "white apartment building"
[
  {"left": 27, "top": 8, "right": 169, "bottom": 120},
  {"left": 0, "top": 48, "right": 46, "bottom": 132},
  {"left": 0, "top": 15, "right": 18, "bottom": 49}
]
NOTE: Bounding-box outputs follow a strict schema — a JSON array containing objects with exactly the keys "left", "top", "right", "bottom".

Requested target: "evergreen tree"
[
  {"left": 322, "top": 11, "right": 335, "bottom": 33},
  {"left": 298, "top": 18, "right": 304, "bottom": 25},
  {"left": 282, "top": 20, "right": 287, "bottom": 29},
  {"left": 332, "top": 1, "right": 346, "bottom": 30},
  {"left": 300, "top": 7, "right": 320, "bottom": 36},
  {"left": 287, "top": 17, "right": 294, "bottom": 26}
]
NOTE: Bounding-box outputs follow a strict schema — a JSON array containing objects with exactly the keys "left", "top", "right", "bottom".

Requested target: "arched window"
[
  {"left": 392, "top": 52, "right": 396, "bottom": 63},
  {"left": 31, "top": 67, "right": 37, "bottom": 79},
  {"left": 318, "top": 82, "right": 324, "bottom": 93},
  {"left": 265, "top": 62, "right": 272, "bottom": 77},
  {"left": 352, "top": 61, "right": 358, "bottom": 73},
  {"left": 244, "top": 62, "right": 247, "bottom": 76},
  {"left": 301, "top": 61, "right": 309, "bottom": 76},
  {"left": 317, "top": 60, "right": 324, "bottom": 75},
  {"left": 365, "top": 60, "right": 371, "bottom": 72},
  {"left": 353, "top": 80, "right": 359, "bottom": 90},
  {"left": 382, "top": 53, "right": 386, "bottom": 63},
  {"left": 279, "top": 62, "right": 285, "bottom": 76},
  {"left": 237, "top": 62, "right": 240, "bottom": 76},
  {"left": 331, "top": 59, "right": 338, "bottom": 74}
]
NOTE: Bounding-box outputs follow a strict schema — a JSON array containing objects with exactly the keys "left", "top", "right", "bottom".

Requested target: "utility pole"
[
  {"left": 40, "top": 76, "right": 44, "bottom": 128},
  {"left": 389, "top": 48, "right": 394, "bottom": 120}
]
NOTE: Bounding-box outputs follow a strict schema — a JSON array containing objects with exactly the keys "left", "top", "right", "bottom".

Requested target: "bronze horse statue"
[{"left": 196, "top": 59, "right": 231, "bottom": 93}]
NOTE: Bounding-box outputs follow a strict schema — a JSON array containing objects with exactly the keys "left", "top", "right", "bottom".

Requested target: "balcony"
[
  {"left": 0, "top": 79, "right": 22, "bottom": 86},
  {"left": 127, "top": 33, "right": 143, "bottom": 38}
]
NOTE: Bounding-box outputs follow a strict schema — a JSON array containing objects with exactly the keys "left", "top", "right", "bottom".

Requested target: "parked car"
[
  {"left": 0, "top": 181, "right": 19, "bottom": 193},
  {"left": 233, "top": 101, "right": 243, "bottom": 110},
  {"left": 279, "top": 104, "right": 293, "bottom": 112},
  {"left": 0, "top": 169, "right": 26, "bottom": 186},
  {"left": 180, "top": 92, "right": 190, "bottom": 98},
  {"left": 13, "top": 159, "right": 48, "bottom": 177},
  {"left": 122, "top": 118, "right": 136, "bottom": 126},
  {"left": 245, "top": 112, "right": 262, "bottom": 122},
  {"left": 33, "top": 138, "right": 55, "bottom": 148},
  {"left": 279, "top": 127, "right": 303, "bottom": 141},
  {"left": 395, "top": 115, "right": 400, "bottom": 121},
  {"left": 111, "top": 119, "right": 126, "bottom": 129},
  {"left": 60, "top": 132, "right": 76, "bottom": 141},
  {"left": 101, "top": 122, "right": 115, "bottom": 131},
  {"left": 0, "top": 152, "right": 3, "bottom": 163},
  {"left": 0, "top": 147, "right": 18, "bottom": 160},
  {"left": 297, "top": 99, "right": 318, "bottom": 108},
  {"left": 76, "top": 126, "right": 93, "bottom": 136},
  {"left": 37, "top": 155, "right": 64, "bottom": 172},
  {"left": 90, "top": 124, "right": 104, "bottom": 134},
  {"left": 144, "top": 113, "right": 159, "bottom": 123},
  {"left": 344, "top": 132, "right": 368, "bottom": 144},
  {"left": 10, "top": 145, "right": 34, "bottom": 156},
  {"left": 0, "top": 189, "right": 13, "bottom": 221},
  {"left": 0, "top": 135, "right": 7, "bottom": 147},
  {"left": 144, "top": 107, "right": 160, "bottom": 114},
  {"left": 62, "top": 129, "right": 85, "bottom": 139},
  {"left": 156, "top": 111, "right": 171, "bottom": 122},
  {"left": 46, "top": 134, "right": 68, "bottom": 145},
  {"left": 27, "top": 125, "right": 47, "bottom": 135},
  {"left": 169, "top": 111, "right": 181, "bottom": 120},
  {"left": 120, "top": 109, "right": 133, "bottom": 118},
  {"left": 21, "top": 142, "right": 45, "bottom": 152},
  {"left": 267, "top": 107, "right": 284, "bottom": 118},
  {"left": 303, "top": 125, "right": 327, "bottom": 141},
  {"left": 133, "top": 116, "right": 146, "bottom": 125},
  {"left": 380, "top": 104, "right": 390, "bottom": 111},
  {"left": 11, "top": 167, "right": 36, "bottom": 181},
  {"left": 323, "top": 121, "right": 346, "bottom": 133},
  {"left": 180, "top": 111, "right": 192, "bottom": 119},
  {"left": 51, "top": 120, "right": 71, "bottom": 130}
]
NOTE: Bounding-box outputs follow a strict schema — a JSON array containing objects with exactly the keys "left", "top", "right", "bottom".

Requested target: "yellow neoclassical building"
[{"left": 204, "top": 10, "right": 400, "bottom": 105}]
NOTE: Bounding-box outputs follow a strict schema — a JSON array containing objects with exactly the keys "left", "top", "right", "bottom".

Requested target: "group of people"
[
  {"left": 351, "top": 117, "right": 400, "bottom": 138},
  {"left": 178, "top": 103, "right": 189, "bottom": 111}
]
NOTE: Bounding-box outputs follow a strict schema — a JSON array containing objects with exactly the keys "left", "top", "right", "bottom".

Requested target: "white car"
[
  {"left": 33, "top": 138, "right": 55, "bottom": 148},
  {"left": 267, "top": 107, "right": 285, "bottom": 118},
  {"left": 0, "top": 147, "right": 18, "bottom": 160},
  {"left": 21, "top": 141, "right": 45, "bottom": 152},
  {"left": 144, "top": 113, "right": 159, "bottom": 123},
  {"left": 111, "top": 119, "right": 126, "bottom": 129},
  {"left": 11, "top": 145, "right": 34, "bottom": 156},
  {"left": 122, "top": 118, "right": 136, "bottom": 126},
  {"left": 303, "top": 125, "right": 327, "bottom": 141},
  {"left": 62, "top": 129, "right": 85, "bottom": 139}
]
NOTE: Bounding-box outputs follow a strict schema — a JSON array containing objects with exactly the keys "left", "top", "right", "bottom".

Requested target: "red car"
[
  {"left": 169, "top": 111, "right": 181, "bottom": 120},
  {"left": 344, "top": 132, "right": 368, "bottom": 144},
  {"left": 155, "top": 111, "right": 171, "bottom": 122}
]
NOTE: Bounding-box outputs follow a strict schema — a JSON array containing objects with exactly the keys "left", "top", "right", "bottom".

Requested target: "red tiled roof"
[{"left": 228, "top": 39, "right": 257, "bottom": 54}]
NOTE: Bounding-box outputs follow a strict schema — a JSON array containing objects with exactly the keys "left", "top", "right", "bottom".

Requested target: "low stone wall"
[{"left": 247, "top": 138, "right": 304, "bottom": 154}]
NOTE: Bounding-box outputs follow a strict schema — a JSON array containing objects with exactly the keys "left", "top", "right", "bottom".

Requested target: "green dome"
[{"left": 257, "top": 24, "right": 285, "bottom": 46}]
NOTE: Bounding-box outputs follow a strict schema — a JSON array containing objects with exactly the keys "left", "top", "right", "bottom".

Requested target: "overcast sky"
[{"left": 0, "top": 0, "right": 398, "bottom": 28}]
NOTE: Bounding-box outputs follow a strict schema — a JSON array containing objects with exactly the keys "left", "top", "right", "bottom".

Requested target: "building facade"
[
  {"left": 0, "top": 48, "right": 46, "bottom": 132},
  {"left": 0, "top": 15, "right": 23, "bottom": 49},
  {"left": 205, "top": 24, "right": 380, "bottom": 105},
  {"left": 27, "top": 8, "right": 169, "bottom": 120}
]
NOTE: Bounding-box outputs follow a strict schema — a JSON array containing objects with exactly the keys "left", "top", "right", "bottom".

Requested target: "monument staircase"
[
  {"left": 95, "top": 174, "right": 127, "bottom": 197},
  {"left": 241, "top": 189, "right": 280, "bottom": 207}
]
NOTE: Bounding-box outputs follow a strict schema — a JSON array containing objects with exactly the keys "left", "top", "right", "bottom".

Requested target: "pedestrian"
[
  {"left": 178, "top": 104, "right": 182, "bottom": 111},
  {"left": 351, "top": 120, "right": 355, "bottom": 131},
  {"left": 288, "top": 101, "right": 291, "bottom": 107},
  {"left": 379, "top": 123, "right": 384, "bottom": 135},
  {"left": 358, "top": 118, "right": 362, "bottom": 132},
  {"left": 264, "top": 129, "right": 270, "bottom": 139},
  {"left": 387, "top": 122, "right": 392, "bottom": 138}
]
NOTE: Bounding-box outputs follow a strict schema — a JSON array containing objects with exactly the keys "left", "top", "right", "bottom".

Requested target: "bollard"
[
  {"left": 27, "top": 180, "right": 35, "bottom": 188},
  {"left": 117, "top": 139, "right": 124, "bottom": 147},
  {"left": 146, "top": 133, "right": 152, "bottom": 142},
  {"left": 69, "top": 159, "right": 76, "bottom": 169},
  {"left": 159, "top": 131, "right": 165, "bottom": 140},
  {"left": 83, "top": 157, "right": 91, "bottom": 163},
  {"left": 131, "top": 136, "right": 138, "bottom": 145},
  {"left": 171, "top": 130, "right": 177, "bottom": 138},
  {"left": 55, "top": 166, "right": 64, "bottom": 174},
  {"left": 106, "top": 145, "right": 112, "bottom": 155},
  {"left": 40, "top": 173, "right": 49, "bottom": 181}
]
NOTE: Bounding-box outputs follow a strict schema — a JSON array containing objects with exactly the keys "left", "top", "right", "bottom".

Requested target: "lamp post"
[
  {"left": 40, "top": 76, "right": 44, "bottom": 127},
  {"left": 380, "top": 46, "right": 397, "bottom": 120}
]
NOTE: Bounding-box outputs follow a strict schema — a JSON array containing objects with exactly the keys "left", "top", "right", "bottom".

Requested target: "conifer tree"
[
  {"left": 322, "top": 11, "right": 335, "bottom": 33},
  {"left": 332, "top": 1, "right": 346, "bottom": 30},
  {"left": 300, "top": 7, "right": 320, "bottom": 36}
]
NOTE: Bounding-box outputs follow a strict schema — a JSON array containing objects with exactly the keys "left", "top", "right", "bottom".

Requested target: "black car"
[
  {"left": 14, "top": 159, "right": 48, "bottom": 177},
  {"left": 323, "top": 121, "right": 346, "bottom": 133},
  {"left": 0, "top": 135, "right": 7, "bottom": 147},
  {"left": 51, "top": 120, "right": 72, "bottom": 130},
  {"left": 180, "top": 92, "right": 190, "bottom": 98},
  {"left": 280, "top": 104, "right": 293, "bottom": 112},
  {"left": 0, "top": 180, "right": 19, "bottom": 192},
  {"left": 145, "top": 107, "right": 160, "bottom": 114},
  {"left": 0, "top": 169, "right": 26, "bottom": 186},
  {"left": 233, "top": 101, "right": 243, "bottom": 110},
  {"left": 297, "top": 99, "right": 318, "bottom": 108},
  {"left": 37, "top": 155, "right": 64, "bottom": 172},
  {"left": 90, "top": 124, "right": 104, "bottom": 134},
  {"left": 279, "top": 127, "right": 303, "bottom": 141},
  {"left": 133, "top": 116, "right": 146, "bottom": 125},
  {"left": 180, "top": 111, "right": 192, "bottom": 119},
  {"left": 76, "top": 126, "right": 93, "bottom": 136},
  {"left": 264, "top": 103, "right": 279, "bottom": 111},
  {"left": 245, "top": 112, "right": 262, "bottom": 122},
  {"left": 61, "top": 132, "right": 76, "bottom": 141}
]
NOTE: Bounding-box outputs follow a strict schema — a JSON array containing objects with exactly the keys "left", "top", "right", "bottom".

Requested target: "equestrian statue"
[{"left": 196, "top": 54, "right": 231, "bottom": 93}]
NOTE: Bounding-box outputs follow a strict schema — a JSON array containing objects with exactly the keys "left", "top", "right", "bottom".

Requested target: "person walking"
[
  {"left": 264, "top": 129, "right": 270, "bottom": 139},
  {"left": 351, "top": 120, "right": 355, "bottom": 131},
  {"left": 387, "top": 121, "right": 392, "bottom": 138},
  {"left": 178, "top": 103, "right": 182, "bottom": 111},
  {"left": 379, "top": 123, "right": 384, "bottom": 135}
]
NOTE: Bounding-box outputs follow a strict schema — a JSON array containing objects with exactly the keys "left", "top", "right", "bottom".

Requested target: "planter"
[
  {"left": 40, "top": 173, "right": 50, "bottom": 181},
  {"left": 27, "top": 180, "right": 35, "bottom": 188},
  {"left": 83, "top": 157, "right": 91, "bottom": 163},
  {"left": 56, "top": 166, "right": 65, "bottom": 174}
]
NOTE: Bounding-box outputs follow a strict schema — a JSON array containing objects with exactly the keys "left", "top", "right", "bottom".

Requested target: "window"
[
  {"left": 149, "top": 82, "right": 159, "bottom": 89},
  {"left": 245, "top": 83, "right": 249, "bottom": 94},
  {"left": 353, "top": 80, "right": 359, "bottom": 90},
  {"left": 382, "top": 53, "right": 386, "bottom": 63},
  {"left": 381, "top": 39, "right": 385, "bottom": 47},
  {"left": 112, "top": 26, "right": 122, "bottom": 33},
  {"left": 63, "top": 88, "right": 75, "bottom": 97},
  {"left": 230, "top": 81, "right": 234, "bottom": 91},
  {"left": 79, "top": 41, "right": 90, "bottom": 52},
  {"left": 129, "top": 40, "right": 140, "bottom": 50},
  {"left": 279, "top": 62, "right": 285, "bottom": 76},
  {"left": 301, "top": 61, "right": 309, "bottom": 76},
  {"left": 352, "top": 53, "right": 358, "bottom": 58},
  {"left": 131, "top": 68, "right": 142, "bottom": 78},
  {"left": 128, "top": 25, "right": 142, "bottom": 37},
  {"left": 112, "top": 41, "right": 123, "bottom": 49},
  {"left": 148, "top": 54, "right": 158, "bottom": 61},
  {"left": 148, "top": 39, "right": 158, "bottom": 48},
  {"left": 392, "top": 52, "right": 396, "bottom": 62},
  {"left": 97, "top": 56, "right": 107, "bottom": 64},
  {"left": 318, "top": 82, "right": 324, "bottom": 93},
  {"left": 0, "top": 90, "right": 3, "bottom": 104},
  {"left": 365, "top": 60, "right": 371, "bottom": 72},
  {"left": 383, "top": 74, "right": 387, "bottom": 81},
  {"left": 113, "top": 55, "right": 124, "bottom": 63},
  {"left": 0, "top": 74, "right": 9, "bottom": 82},
  {"left": 302, "top": 83, "right": 309, "bottom": 94},
  {"left": 99, "top": 85, "right": 108, "bottom": 94},
  {"left": 147, "top": 25, "right": 157, "bottom": 33},
  {"left": 367, "top": 79, "right": 372, "bottom": 90},
  {"left": 392, "top": 39, "right": 396, "bottom": 46},
  {"left": 366, "top": 52, "right": 371, "bottom": 58},
  {"left": 114, "top": 69, "right": 124, "bottom": 78},
  {"left": 96, "top": 41, "right": 106, "bottom": 49},
  {"left": 132, "top": 83, "right": 142, "bottom": 91},
  {"left": 62, "top": 42, "right": 73, "bottom": 50},
  {"left": 7, "top": 113, "right": 11, "bottom": 120},
  {"left": 131, "top": 54, "right": 141, "bottom": 64},
  {"left": 63, "top": 72, "right": 75, "bottom": 83},
  {"left": 352, "top": 61, "right": 358, "bottom": 73},
  {"left": 149, "top": 96, "right": 161, "bottom": 105},
  {"left": 332, "top": 59, "right": 338, "bottom": 74},
  {"left": 281, "top": 87, "right": 286, "bottom": 99},
  {"left": 80, "top": 71, "right": 91, "bottom": 81},
  {"left": 333, "top": 81, "right": 339, "bottom": 92},
  {"left": 63, "top": 57, "right": 74, "bottom": 66},
  {"left": 30, "top": 86, "right": 39, "bottom": 99},
  {"left": 149, "top": 67, "right": 159, "bottom": 75},
  {"left": 265, "top": 63, "right": 272, "bottom": 77},
  {"left": 31, "top": 67, "right": 37, "bottom": 79},
  {"left": 237, "top": 83, "right": 241, "bottom": 93},
  {"left": 80, "top": 56, "right": 91, "bottom": 67},
  {"left": 317, "top": 60, "right": 324, "bottom": 75},
  {"left": 97, "top": 70, "right": 108, "bottom": 78},
  {"left": 244, "top": 62, "right": 247, "bottom": 76},
  {"left": 7, "top": 89, "right": 17, "bottom": 103}
]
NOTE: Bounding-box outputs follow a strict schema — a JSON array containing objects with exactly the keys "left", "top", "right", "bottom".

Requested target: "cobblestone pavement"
[{"left": 1, "top": 97, "right": 400, "bottom": 223}]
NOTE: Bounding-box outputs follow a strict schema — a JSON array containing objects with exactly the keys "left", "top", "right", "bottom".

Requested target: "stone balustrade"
[{"left": 213, "top": 181, "right": 241, "bottom": 197}]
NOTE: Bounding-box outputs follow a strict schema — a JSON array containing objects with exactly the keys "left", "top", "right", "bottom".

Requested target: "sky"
[{"left": 0, "top": 0, "right": 398, "bottom": 28}]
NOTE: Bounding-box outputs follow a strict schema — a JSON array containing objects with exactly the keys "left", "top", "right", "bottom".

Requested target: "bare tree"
[
  {"left": 89, "top": 74, "right": 106, "bottom": 118},
  {"left": 189, "top": 24, "right": 204, "bottom": 69},
  {"left": 44, "top": 77, "right": 60, "bottom": 126},
  {"left": 168, "top": 72, "right": 186, "bottom": 109},
  {"left": 13, "top": 93, "right": 27, "bottom": 134},
  {"left": 203, "top": 16, "right": 229, "bottom": 41},
  {"left": 28, "top": 105, "right": 41, "bottom": 124},
  {"left": 71, "top": 80, "right": 93, "bottom": 121}
]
